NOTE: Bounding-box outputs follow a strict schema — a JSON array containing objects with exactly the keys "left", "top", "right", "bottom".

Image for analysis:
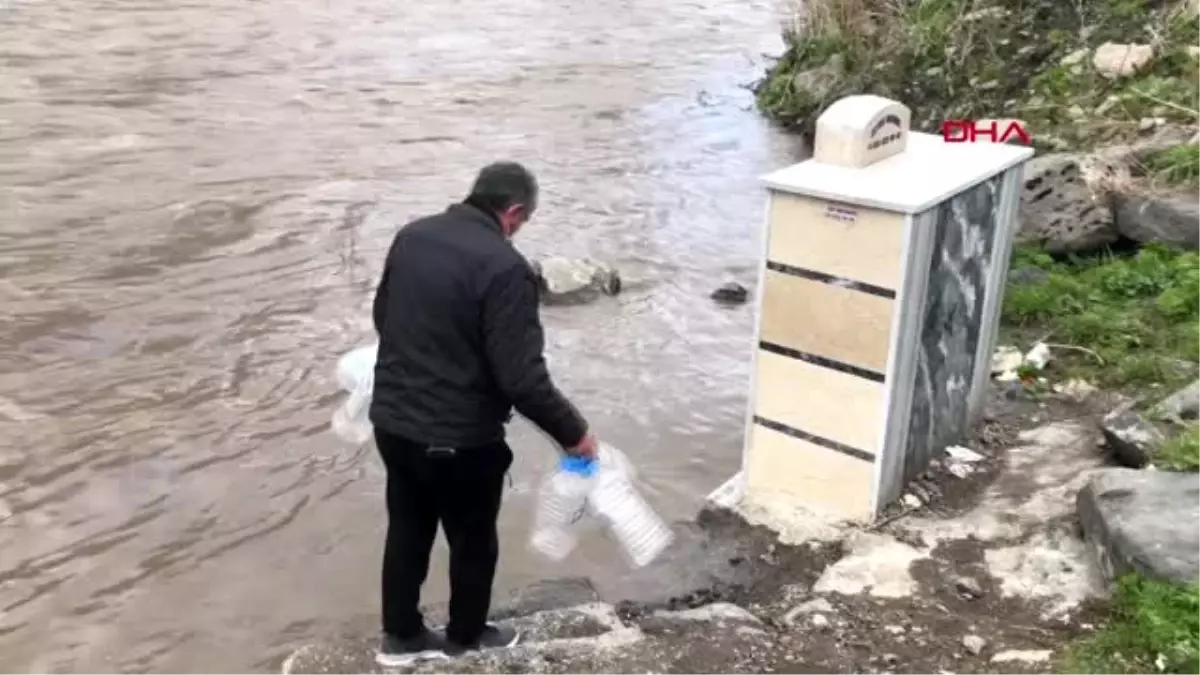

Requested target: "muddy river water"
[{"left": 0, "top": 0, "right": 807, "bottom": 670}]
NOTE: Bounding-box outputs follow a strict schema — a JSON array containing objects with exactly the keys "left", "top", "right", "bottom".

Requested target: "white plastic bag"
[{"left": 330, "top": 343, "right": 378, "bottom": 444}]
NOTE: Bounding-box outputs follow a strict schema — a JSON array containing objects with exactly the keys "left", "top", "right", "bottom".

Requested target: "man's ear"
[{"left": 505, "top": 203, "right": 528, "bottom": 222}]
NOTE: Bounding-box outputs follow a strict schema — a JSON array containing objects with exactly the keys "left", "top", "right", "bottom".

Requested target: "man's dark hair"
[{"left": 465, "top": 162, "right": 538, "bottom": 217}]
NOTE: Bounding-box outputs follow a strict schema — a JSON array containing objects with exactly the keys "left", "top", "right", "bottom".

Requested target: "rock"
[
  {"left": 790, "top": 54, "right": 845, "bottom": 103},
  {"left": 1018, "top": 154, "right": 1118, "bottom": 254},
  {"left": 1092, "top": 42, "right": 1155, "bottom": 79},
  {"left": 903, "top": 493, "right": 922, "bottom": 509},
  {"left": 654, "top": 602, "right": 762, "bottom": 625},
  {"left": 1053, "top": 378, "right": 1097, "bottom": 402},
  {"left": 991, "top": 649, "right": 1053, "bottom": 664},
  {"left": 1060, "top": 48, "right": 1088, "bottom": 66},
  {"left": 711, "top": 281, "right": 749, "bottom": 305},
  {"left": 954, "top": 576, "right": 985, "bottom": 599},
  {"left": 809, "top": 613, "right": 829, "bottom": 628},
  {"left": 990, "top": 345, "right": 1024, "bottom": 376},
  {"left": 946, "top": 445, "right": 984, "bottom": 463},
  {"left": 782, "top": 597, "right": 834, "bottom": 626},
  {"left": 1077, "top": 468, "right": 1200, "bottom": 584},
  {"left": 813, "top": 533, "right": 923, "bottom": 598},
  {"left": 1067, "top": 104, "right": 1086, "bottom": 119},
  {"left": 531, "top": 257, "right": 621, "bottom": 306},
  {"left": 1189, "top": 45, "right": 1200, "bottom": 60},
  {"left": 1112, "top": 192, "right": 1200, "bottom": 249},
  {"left": 493, "top": 577, "right": 601, "bottom": 619},
  {"left": 962, "top": 635, "right": 987, "bottom": 655},
  {"left": 1100, "top": 404, "right": 1165, "bottom": 469},
  {"left": 1150, "top": 378, "right": 1200, "bottom": 421}
]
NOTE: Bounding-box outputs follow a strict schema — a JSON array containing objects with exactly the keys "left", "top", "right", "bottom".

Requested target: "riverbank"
[
  {"left": 282, "top": 382, "right": 1148, "bottom": 674},
  {"left": 755, "top": 0, "right": 1198, "bottom": 151}
]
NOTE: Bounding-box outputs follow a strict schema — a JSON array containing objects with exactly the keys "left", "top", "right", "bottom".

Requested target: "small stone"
[
  {"left": 782, "top": 597, "right": 834, "bottom": 626},
  {"left": 810, "top": 613, "right": 829, "bottom": 628},
  {"left": 1139, "top": 117, "right": 1157, "bottom": 131},
  {"left": 1095, "top": 96, "right": 1120, "bottom": 116},
  {"left": 903, "top": 493, "right": 922, "bottom": 509},
  {"left": 1188, "top": 45, "right": 1200, "bottom": 60},
  {"left": 1053, "top": 378, "right": 1097, "bottom": 401},
  {"left": 954, "top": 576, "right": 984, "bottom": 599},
  {"left": 885, "top": 624, "right": 906, "bottom": 635},
  {"left": 991, "top": 649, "right": 1053, "bottom": 664},
  {"left": 711, "top": 281, "right": 749, "bottom": 305},
  {"left": 1093, "top": 42, "right": 1155, "bottom": 78},
  {"left": 962, "top": 634, "right": 987, "bottom": 655},
  {"left": 1060, "top": 48, "right": 1088, "bottom": 66},
  {"left": 946, "top": 445, "right": 984, "bottom": 463},
  {"left": 1068, "top": 105, "right": 1086, "bottom": 119}
]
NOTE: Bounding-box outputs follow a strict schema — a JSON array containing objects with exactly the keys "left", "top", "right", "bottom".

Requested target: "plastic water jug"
[
  {"left": 589, "top": 446, "right": 674, "bottom": 568},
  {"left": 529, "top": 456, "right": 595, "bottom": 561}
]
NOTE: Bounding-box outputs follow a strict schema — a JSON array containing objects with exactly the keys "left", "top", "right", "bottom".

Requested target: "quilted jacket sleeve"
[{"left": 481, "top": 260, "right": 588, "bottom": 449}]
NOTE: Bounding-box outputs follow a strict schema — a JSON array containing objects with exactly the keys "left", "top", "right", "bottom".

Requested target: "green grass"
[
  {"left": 1141, "top": 143, "right": 1200, "bottom": 188},
  {"left": 756, "top": 0, "right": 1199, "bottom": 151},
  {"left": 1001, "top": 244, "right": 1199, "bottom": 393},
  {"left": 1155, "top": 424, "right": 1200, "bottom": 471},
  {"left": 1063, "top": 576, "right": 1199, "bottom": 674}
]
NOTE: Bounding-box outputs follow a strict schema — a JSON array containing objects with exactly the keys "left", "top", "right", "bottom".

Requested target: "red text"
[{"left": 941, "top": 120, "right": 1032, "bottom": 145}]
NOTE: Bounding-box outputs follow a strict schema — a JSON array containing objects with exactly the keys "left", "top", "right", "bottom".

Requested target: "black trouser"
[{"left": 375, "top": 427, "right": 513, "bottom": 645}]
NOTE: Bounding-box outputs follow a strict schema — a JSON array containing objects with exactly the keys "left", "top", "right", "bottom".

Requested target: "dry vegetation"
[{"left": 756, "top": 0, "right": 1199, "bottom": 152}]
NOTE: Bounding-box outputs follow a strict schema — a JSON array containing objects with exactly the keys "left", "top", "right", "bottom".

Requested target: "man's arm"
[
  {"left": 482, "top": 260, "right": 588, "bottom": 449},
  {"left": 373, "top": 260, "right": 391, "bottom": 337}
]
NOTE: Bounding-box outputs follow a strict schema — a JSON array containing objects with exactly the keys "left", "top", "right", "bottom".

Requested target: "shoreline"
[{"left": 281, "top": 383, "right": 1121, "bottom": 674}]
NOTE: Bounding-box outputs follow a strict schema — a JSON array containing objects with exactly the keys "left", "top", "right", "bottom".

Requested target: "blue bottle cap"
[{"left": 559, "top": 456, "right": 597, "bottom": 477}]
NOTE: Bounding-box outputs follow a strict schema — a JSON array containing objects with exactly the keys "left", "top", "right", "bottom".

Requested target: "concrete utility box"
[{"left": 732, "top": 94, "right": 1033, "bottom": 522}]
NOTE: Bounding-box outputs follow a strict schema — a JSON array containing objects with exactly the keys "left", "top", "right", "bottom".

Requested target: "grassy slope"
[{"left": 756, "top": 0, "right": 1199, "bottom": 151}]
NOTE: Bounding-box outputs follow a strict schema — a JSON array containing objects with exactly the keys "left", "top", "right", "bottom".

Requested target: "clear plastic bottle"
[
  {"left": 529, "top": 456, "right": 596, "bottom": 561},
  {"left": 589, "top": 446, "right": 674, "bottom": 568}
]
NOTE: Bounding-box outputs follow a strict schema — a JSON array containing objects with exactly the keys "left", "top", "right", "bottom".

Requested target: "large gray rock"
[
  {"left": 1018, "top": 154, "right": 1118, "bottom": 254},
  {"left": 1077, "top": 468, "right": 1200, "bottom": 584},
  {"left": 1150, "top": 378, "right": 1200, "bottom": 421},
  {"left": 1113, "top": 192, "right": 1200, "bottom": 249},
  {"left": 1092, "top": 42, "right": 1155, "bottom": 79},
  {"left": 531, "top": 257, "right": 621, "bottom": 306}
]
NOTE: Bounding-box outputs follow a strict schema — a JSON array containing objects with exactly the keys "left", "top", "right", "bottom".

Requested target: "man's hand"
[{"left": 568, "top": 431, "right": 598, "bottom": 461}]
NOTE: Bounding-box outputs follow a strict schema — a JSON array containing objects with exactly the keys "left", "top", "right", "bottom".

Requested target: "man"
[{"left": 370, "top": 161, "right": 598, "bottom": 667}]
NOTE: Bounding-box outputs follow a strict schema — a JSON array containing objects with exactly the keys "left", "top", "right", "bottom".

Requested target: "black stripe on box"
[
  {"left": 765, "top": 261, "right": 896, "bottom": 300},
  {"left": 753, "top": 415, "right": 876, "bottom": 463},
  {"left": 759, "top": 341, "right": 886, "bottom": 384}
]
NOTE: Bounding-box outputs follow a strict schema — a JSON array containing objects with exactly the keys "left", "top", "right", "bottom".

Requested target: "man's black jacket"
[{"left": 369, "top": 202, "right": 588, "bottom": 450}]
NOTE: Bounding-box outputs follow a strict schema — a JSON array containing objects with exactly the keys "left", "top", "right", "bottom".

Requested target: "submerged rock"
[
  {"left": 1077, "top": 468, "right": 1200, "bottom": 584},
  {"left": 710, "top": 281, "right": 749, "bottom": 305},
  {"left": 531, "top": 257, "right": 621, "bottom": 306}
]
